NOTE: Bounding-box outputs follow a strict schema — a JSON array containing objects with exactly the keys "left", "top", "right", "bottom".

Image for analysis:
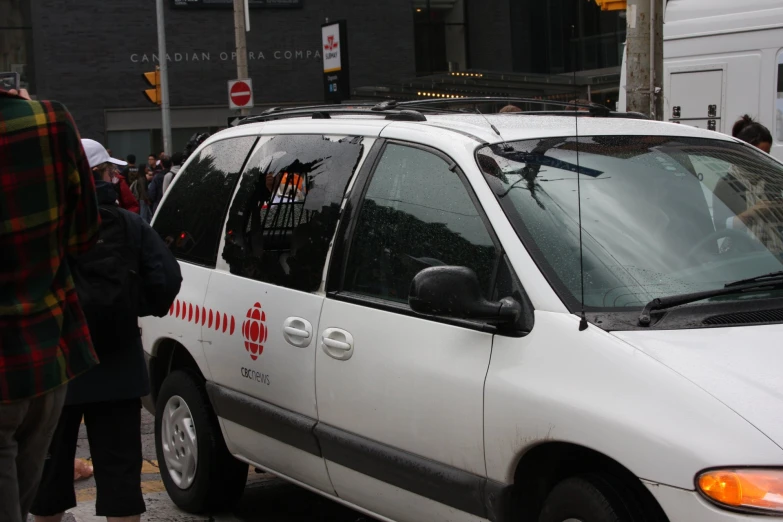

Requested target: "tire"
[
  {"left": 538, "top": 474, "right": 647, "bottom": 522},
  {"left": 155, "top": 370, "right": 247, "bottom": 512}
]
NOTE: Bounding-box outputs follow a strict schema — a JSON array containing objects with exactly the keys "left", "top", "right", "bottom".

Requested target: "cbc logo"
[{"left": 242, "top": 302, "right": 268, "bottom": 361}]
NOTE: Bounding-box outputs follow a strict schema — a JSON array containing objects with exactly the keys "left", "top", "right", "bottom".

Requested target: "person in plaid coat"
[{"left": 0, "top": 88, "right": 100, "bottom": 522}]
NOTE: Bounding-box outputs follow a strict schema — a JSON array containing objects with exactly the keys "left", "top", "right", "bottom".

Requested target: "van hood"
[{"left": 612, "top": 325, "right": 783, "bottom": 449}]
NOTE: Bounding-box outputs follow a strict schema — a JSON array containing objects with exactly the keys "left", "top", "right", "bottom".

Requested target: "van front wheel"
[
  {"left": 155, "top": 370, "right": 247, "bottom": 513},
  {"left": 538, "top": 474, "right": 647, "bottom": 522}
]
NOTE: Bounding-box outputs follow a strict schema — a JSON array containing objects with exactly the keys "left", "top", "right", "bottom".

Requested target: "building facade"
[{"left": 4, "top": 0, "right": 626, "bottom": 159}]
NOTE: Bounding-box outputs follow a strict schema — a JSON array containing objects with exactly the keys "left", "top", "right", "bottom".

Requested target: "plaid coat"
[{"left": 0, "top": 90, "right": 100, "bottom": 403}]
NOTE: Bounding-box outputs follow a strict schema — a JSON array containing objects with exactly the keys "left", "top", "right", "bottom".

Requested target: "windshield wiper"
[
  {"left": 638, "top": 279, "right": 783, "bottom": 326},
  {"left": 724, "top": 271, "right": 783, "bottom": 288}
]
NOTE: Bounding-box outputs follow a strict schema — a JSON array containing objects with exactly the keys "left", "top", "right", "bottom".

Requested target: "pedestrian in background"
[
  {"left": 122, "top": 154, "right": 140, "bottom": 184},
  {"left": 0, "top": 87, "right": 100, "bottom": 522},
  {"left": 130, "top": 164, "right": 153, "bottom": 223},
  {"left": 147, "top": 153, "right": 158, "bottom": 173},
  {"left": 30, "top": 139, "right": 182, "bottom": 522},
  {"left": 732, "top": 114, "right": 773, "bottom": 153},
  {"left": 713, "top": 115, "right": 783, "bottom": 253},
  {"left": 162, "top": 151, "right": 183, "bottom": 194},
  {"left": 148, "top": 155, "right": 172, "bottom": 213},
  {"left": 107, "top": 157, "right": 140, "bottom": 214}
]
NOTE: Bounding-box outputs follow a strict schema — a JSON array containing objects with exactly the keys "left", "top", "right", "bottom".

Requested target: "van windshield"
[{"left": 477, "top": 136, "right": 783, "bottom": 311}]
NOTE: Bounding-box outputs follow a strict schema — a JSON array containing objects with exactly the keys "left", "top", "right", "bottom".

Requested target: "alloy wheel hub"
[{"left": 161, "top": 395, "right": 198, "bottom": 489}]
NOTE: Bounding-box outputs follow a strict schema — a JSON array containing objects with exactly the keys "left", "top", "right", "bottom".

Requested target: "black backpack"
[{"left": 72, "top": 204, "right": 141, "bottom": 354}]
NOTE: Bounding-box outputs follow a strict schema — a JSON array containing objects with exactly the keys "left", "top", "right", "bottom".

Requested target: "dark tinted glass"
[
  {"left": 344, "top": 143, "right": 497, "bottom": 303},
  {"left": 222, "top": 135, "right": 365, "bottom": 292},
  {"left": 153, "top": 136, "right": 257, "bottom": 266}
]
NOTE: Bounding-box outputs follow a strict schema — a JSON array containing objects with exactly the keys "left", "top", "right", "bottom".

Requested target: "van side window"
[
  {"left": 153, "top": 136, "right": 257, "bottom": 267},
  {"left": 342, "top": 143, "right": 497, "bottom": 303},
  {"left": 222, "top": 135, "right": 365, "bottom": 292}
]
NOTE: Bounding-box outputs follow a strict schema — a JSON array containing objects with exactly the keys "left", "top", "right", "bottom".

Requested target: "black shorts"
[{"left": 30, "top": 398, "right": 146, "bottom": 517}]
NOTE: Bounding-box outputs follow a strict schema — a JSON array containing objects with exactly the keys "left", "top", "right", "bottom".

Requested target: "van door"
[
  {"left": 201, "top": 134, "right": 371, "bottom": 494},
  {"left": 315, "top": 141, "right": 509, "bottom": 522},
  {"left": 668, "top": 68, "right": 724, "bottom": 132}
]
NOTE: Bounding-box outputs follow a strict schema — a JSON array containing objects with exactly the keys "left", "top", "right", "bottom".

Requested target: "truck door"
[{"left": 668, "top": 69, "right": 724, "bottom": 132}]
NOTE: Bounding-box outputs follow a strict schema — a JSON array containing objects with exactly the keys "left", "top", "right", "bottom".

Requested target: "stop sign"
[{"left": 228, "top": 79, "right": 253, "bottom": 110}]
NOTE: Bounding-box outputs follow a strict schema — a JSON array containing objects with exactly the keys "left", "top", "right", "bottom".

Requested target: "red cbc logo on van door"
[{"left": 242, "top": 303, "right": 268, "bottom": 361}]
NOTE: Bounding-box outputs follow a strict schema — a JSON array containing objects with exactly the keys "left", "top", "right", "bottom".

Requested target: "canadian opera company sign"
[{"left": 130, "top": 49, "right": 321, "bottom": 64}]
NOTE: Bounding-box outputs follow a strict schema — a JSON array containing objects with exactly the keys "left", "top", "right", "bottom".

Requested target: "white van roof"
[
  {"left": 665, "top": 0, "right": 783, "bottom": 38},
  {"left": 666, "top": 0, "right": 783, "bottom": 23}
]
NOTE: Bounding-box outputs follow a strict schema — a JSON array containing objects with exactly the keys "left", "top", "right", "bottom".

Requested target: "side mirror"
[{"left": 408, "top": 266, "right": 522, "bottom": 324}]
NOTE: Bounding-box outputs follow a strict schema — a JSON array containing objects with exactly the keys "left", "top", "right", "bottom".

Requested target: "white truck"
[{"left": 619, "top": 0, "right": 783, "bottom": 160}]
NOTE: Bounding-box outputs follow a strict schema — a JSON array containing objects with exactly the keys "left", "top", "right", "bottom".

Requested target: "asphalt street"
[{"left": 30, "top": 410, "right": 371, "bottom": 522}]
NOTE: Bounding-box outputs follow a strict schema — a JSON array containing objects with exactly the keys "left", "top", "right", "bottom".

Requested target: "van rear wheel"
[
  {"left": 538, "top": 473, "right": 647, "bottom": 522},
  {"left": 155, "top": 370, "right": 247, "bottom": 513}
]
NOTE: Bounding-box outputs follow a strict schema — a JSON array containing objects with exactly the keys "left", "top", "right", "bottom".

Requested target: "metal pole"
[
  {"left": 156, "top": 0, "right": 172, "bottom": 155},
  {"left": 244, "top": 0, "right": 250, "bottom": 31},
  {"left": 649, "top": 0, "right": 655, "bottom": 119},
  {"left": 233, "top": 0, "right": 250, "bottom": 116},
  {"left": 625, "top": 0, "right": 650, "bottom": 116},
  {"left": 652, "top": 0, "right": 664, "bottom": 120}
]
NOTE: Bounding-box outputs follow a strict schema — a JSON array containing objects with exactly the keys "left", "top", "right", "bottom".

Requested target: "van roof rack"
[
  {"left": 392, "top": 97, "right": 650, "bottom": 119},
  {"left": 234, "top": 97, "right": 649, "bottom": 126},
  {"left": 237, "top": 104, "right": 427, "bottom": 125}
]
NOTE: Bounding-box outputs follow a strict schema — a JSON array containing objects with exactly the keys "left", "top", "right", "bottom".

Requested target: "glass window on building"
[
  {"left": 413, "top": 0, "right": 467, "bottom": 75},
  {"left": 511, "top": 0, "right": 626, "bottom": 75},
  {"left": 777, "top": 50, "right": 783, "bottom": 142},
  {"left": 0, "top": 0, "right": 35, "bottom": 92},
  {"left": 108, "top": 127, "right": 223, "bottom": 165}
]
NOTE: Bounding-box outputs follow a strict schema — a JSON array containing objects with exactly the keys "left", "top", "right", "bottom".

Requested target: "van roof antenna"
[
  {"left": 572, "top": 42, "right": 588, "bottom": 332},
  {"left": 473, "top": 106, "right": 512, "bottom": 151}
]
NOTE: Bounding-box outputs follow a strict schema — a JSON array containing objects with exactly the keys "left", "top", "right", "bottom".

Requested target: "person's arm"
[
  {"left": 116, "top": 177, "right": 140, "bottom": 213},
  {"left": 148, "top": 176, "right": 159, "bottom": 205},
  {"left": 137, "top": 218, "right": 182, "bottom": 317},
  {"left": 713, "top": 175, "right": 747, "bottom": 232},
  {"left": 162, "top": 172, "right": 173, "bottom": 194},
  {"left": 60, "top": 102, "right": 100, "bottom": 257}
]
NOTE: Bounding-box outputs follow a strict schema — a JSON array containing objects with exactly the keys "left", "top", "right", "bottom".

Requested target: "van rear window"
[{"left": 153, "top": 136, "right": 257, "bottom": 267}]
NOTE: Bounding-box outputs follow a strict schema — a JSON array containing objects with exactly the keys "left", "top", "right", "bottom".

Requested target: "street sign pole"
[
  {"left": 156, "top": 0, "right": 172, "bottom": 154},
  {"left": 233, "top": 0, "right": 251, "bottom": 116}
]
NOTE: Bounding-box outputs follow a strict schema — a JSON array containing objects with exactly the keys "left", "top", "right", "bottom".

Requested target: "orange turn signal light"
[{"left": 698, "top": 469, "right": 783, "bottom": 513}]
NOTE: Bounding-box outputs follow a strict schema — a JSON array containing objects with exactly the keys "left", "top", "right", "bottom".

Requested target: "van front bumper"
[{"left": 646, "top": 480, "right": 774, "bottom": 521}]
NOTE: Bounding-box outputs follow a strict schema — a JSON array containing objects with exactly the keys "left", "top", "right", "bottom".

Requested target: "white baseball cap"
[{"left": 81, "top": 139, "right": 127, "bottom": 168}]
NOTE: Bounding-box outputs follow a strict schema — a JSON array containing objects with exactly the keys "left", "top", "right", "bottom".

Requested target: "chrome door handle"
[
  {"left": 321, "top": 328, "right": 354, "bottom": 361},
  {"left": 282, "top": 317, "right": 313, "bottom": 348}
]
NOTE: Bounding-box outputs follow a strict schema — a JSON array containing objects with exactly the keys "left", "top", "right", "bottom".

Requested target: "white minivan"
[{"left": 142, "top": 100, "right": 783, "bottom": 522}]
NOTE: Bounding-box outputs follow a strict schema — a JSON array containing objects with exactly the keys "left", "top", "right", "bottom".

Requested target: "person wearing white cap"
[
  {"left": 30, "top": 140, "right": 182, "bottom": 522},
  {"left": 81, "top": 139, "right": 140, "bottom": 214}
]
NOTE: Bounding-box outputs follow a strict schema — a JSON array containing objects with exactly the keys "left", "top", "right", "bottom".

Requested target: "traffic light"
[
  {"left": 594, "top": 0, "right": 626, "bottom": 10},
  {"left": 143, "top": 67, "right": 161, "bottom": 105}
]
